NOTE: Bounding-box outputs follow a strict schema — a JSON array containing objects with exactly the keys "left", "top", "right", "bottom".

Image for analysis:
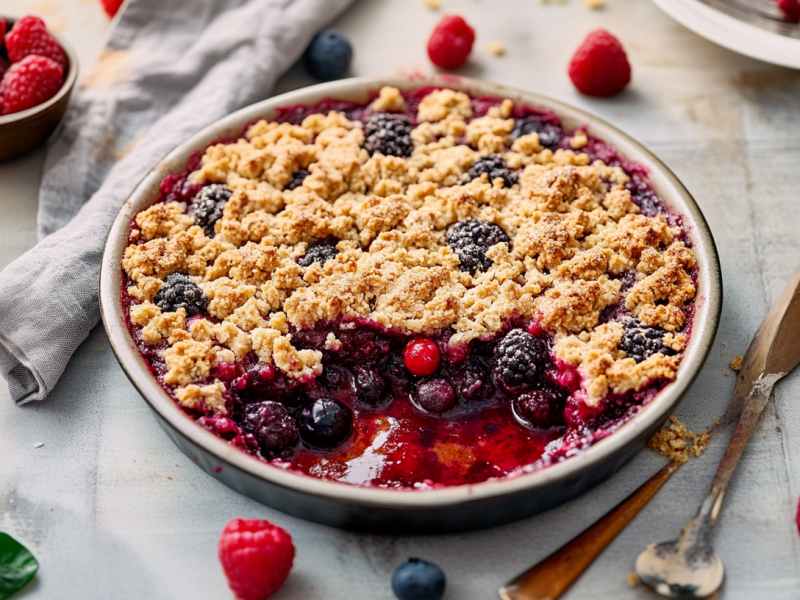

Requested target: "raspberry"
[
  {"left": 0, "top": 55, "right": 64, "bottom": 116},
  {"left": 404, "top": 339, "right": 441, "bottom": 377},
  {"left": 618, "top": 318, "right": 676, "bottom": 363},
  {"left": 298, "top": 242, "right": 339, "bottom": 267},
  {"left": 154, "top": 273, "right": 208, "bottom": 317},
  {"left": 363, "top": 113, "right": 413, "bottom": 158},
  {"left": 190, "top": 184, "right": 231, "bottom": 236},
  {"left": 777, "top": 0, "right": 800, "bottom": 22},
  {"left": 494, "top": 329, "right": 547, "bottom": 390},
  {"left": 6, "top": 16, "right": 67, "bottom": 68},
  {"left": 100, "top": 0, "right": 125, "bottom": 18},
  {"left": 218, "top": 519, "right": 295, "bottom": 600},
  {"left": 427, "top": 15, "right": 475, "bottom": 70},
  {"left": 446, "top": 218, "right": 509, "bottom": 275},
  {"left": 568, "top": 29, "right": 631, "bottom": 97},
  {"left": 468, "top": 155, "right": 517, "bottom": 188}
]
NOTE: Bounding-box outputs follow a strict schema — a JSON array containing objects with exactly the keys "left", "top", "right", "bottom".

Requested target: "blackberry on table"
[
  {"left": 242, "top": 401, "right": 299, "bottom": 459},
  {"left": 154, "top": 273, "right": 208, "bottom": 317},
  {"left": 468, "top": 155, "right": 517, "bottom": 188},
  {"left": 190, "top": 184, "right": 232, "bottom": 237},
  {"left": 619, "top": 318, "right": 676, "bottom": 363},
  {"left": 363, "top": 113, "right": 413, "bottom": 158},
  {"left": 446, "top": 218, "right": 509, "bottom": 275},
  {"left": 511, "top": 116, "right": 562, "bottom": 148},
  {"left": 285, "top": 168, "right": 310, "bottom": 191},
  {"left": 494, "top": 329, "right": 547, "bottom": 390},
  {"left": 298, "top": 243, "right": 339, "bottom": 267}
]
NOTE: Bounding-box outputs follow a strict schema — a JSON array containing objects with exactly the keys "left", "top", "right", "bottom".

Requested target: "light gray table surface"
[{"left": 2, "top": 0, "right": 800, "bottom": 598}]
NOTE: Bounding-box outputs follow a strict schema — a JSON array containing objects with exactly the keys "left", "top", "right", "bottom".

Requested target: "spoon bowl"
[{"left": 635, "top": 539, "right": 724, "bottom": 598}]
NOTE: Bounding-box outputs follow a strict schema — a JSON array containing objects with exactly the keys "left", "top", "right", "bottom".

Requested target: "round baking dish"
[{"left": 99, "top": 75, "right": 722, "bottom": 534}]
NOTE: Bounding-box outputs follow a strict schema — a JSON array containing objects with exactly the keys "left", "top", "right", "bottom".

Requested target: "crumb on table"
[
  {"left": 729, "top": 355, "right": 743, "bottom": 371},
  {"left": 485, "top": 42, "right": 505, "bottom": 56},
  {"left": 626, "top": 572, "right": 641, "bottom": 587},
  {"left": 585, "top": 0, "right": 605, "bottom": 8},
  {"left": 648, "top": 417, "right": 710, "bottom": 463},
  {"left": 423, "top": 0, "right": 441, "bottom": 8}
]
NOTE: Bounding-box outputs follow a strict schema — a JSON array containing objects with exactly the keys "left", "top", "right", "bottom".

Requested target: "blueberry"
[
  {"left": 415, "top": 378, "right": 456, "bottom": 414},
  {"left": 352, "top": 365, "right": 387, "bottom": 407},
  {"left": 512, "top": 116, "right": 562, "bottom": 148},
  {"left": 154, "top": 273, "right": 208, "bottom": 317},
  {"left": 298, "top": 242, "right": 339, "bottom": 268},
  {"left": 454, "top": 361, "right": 493, "bottom": 403},
  {"left": 512, "top": 388, "right": 565, "bottom": 428},
  {"left": 286, "top": 168, "right": 310, "bottom": 191},
  {"left": 494, "top": 329, "right": 548, "bottom": 391},
  {"left": 296, "top": 398, "right": 353, "bottom": 449},
  {"left": 242, "top": 401, "right": 299, "bottom": 458},
  {"left": 304, "top": 29, "right": 353, "bottom": 81},
  {"left": 391, "top": 558, "right": 446, "bottom": 600}
]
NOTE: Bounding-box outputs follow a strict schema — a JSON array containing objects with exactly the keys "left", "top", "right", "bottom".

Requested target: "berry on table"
[
  {"left": 153, "top": 273, "right": 209, "bottom": 316},
  {"left": 777, "top": 0, "right": 800, "bottom": 22},
  {"left": 415, "top": 378, "right": 456, "bottom": 414},
  {"left": 352, "top": 365, "right": 387, "bottom": 407},
  {"left": 218, "top": 518, "right": 295, "bottom": 600},
  {"left": 5, "top": 16, "right": 67, "bottom": 68},
  {"left": 513, "top": 388, "right": 565, "bottom": 428},
  {"left": 242, "top": 401, "right": 299, "bottom": 459},
  {"left": 512, "top": 116, "right": 562, "bottom": 148},
  {"left": 298, "top": 242, "right": 339, "bottom": 267},
  {"left": 391, "top": 558, "right": 446, "bottom": 600},
  {"left": 190, "top": 184, "right": 231, "bottom": 237},
  {"left": 363, "top": 113, "right": 414, "bottom": 158},
  {"left": 404, "top": 339, "right": 441, "bottom": 377},
  {"left": 494, "top": 329, "right": 547, "bottom": 390},
  {"left": 100, "top": 0, "right": 125, "bottom": 18},
  {"left": 446, "top": 218, "right": 509, "bottom": 275},
  {"left": 285, "top": 168, "right": 310, "bottom": 191},
  {"left": 618, "top": 318, "right": 676, "bottom": 363},
  {"left": 568, "top": 29, "right": 631, "bottom": 97},
  {"left": 468, "top": 154, "right": 517, "bottom": 188},
  {"left": 296, "top": 398, "right": 353, "bottom": 449},
  {"left": 427, "top": 14, "right": 475, "bottom": 69},
  {"left": 304, "top": 29, "right": 352, "bottom": 81},
  {"left": 0, "top": 55, "right": 64, "bottom": 116}
]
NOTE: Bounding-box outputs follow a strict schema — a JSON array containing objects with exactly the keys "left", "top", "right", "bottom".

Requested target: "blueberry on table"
[
  {"left": 304, "top": 29, "right": 352, "bottom": 81},
  {"left": 392, "top": 558, "right": 446, "bottom": 600},
  {"left": 296, "top": 398, "right": 353, "bottom": 449}
]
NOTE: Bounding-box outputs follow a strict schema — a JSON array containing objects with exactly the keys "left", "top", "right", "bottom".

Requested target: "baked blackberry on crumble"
[{"left": 122, "top": 86, "right": 696, "bottom": 489}]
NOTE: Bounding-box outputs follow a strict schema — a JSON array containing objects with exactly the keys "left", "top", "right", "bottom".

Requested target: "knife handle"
[{"left": 498, "top": 460, "right": 682, "bottom": 600}]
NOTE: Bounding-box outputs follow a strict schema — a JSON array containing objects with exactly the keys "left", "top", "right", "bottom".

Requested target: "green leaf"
[{"left": 0, "top": 533, "right": 38, "bottom": 600}]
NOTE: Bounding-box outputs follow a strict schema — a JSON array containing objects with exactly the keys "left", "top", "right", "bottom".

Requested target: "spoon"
[{"left": 635, "top": 263, "right": 800, "bottom": 598}]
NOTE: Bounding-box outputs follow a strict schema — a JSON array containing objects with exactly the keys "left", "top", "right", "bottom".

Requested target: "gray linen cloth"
[{"left": 0, "top": 0, "right": 354, "bottom": 404}]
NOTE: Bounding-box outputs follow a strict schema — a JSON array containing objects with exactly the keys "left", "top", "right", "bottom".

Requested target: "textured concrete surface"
[{"left": 2, "top": 0, "right": 800, "bottom": 598}]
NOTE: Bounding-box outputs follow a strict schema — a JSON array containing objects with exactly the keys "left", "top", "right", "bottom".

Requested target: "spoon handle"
[{"left": 498, "top": 460, "right": 682, "bottom": 600}]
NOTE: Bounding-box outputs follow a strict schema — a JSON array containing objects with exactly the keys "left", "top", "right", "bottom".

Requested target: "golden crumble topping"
[{"left": 122, "top": 86, "right": 696, "bottom": 412}]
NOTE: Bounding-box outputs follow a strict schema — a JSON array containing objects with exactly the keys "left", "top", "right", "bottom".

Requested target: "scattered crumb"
[
  {"left": 33, "top": 441, "right": 44, "bottom": 449},
  {"left": 423, "top": 0, "right": 440, "bottom": 8},
  {"left": 721, "top": 341, "right": 727, "bottom": 346},
  {"left": 724, "top": 371, "right": 731, "bottom": 377},
  {"left": 585, "top": 0, "right": 605, "bottom": 8},
  {"left": 485, "top": 42, "right": 505, "bottom": 56},
  {"left": 648, "top": 417, "right": 710, "bottom": 463},
  {"left": 729, "top": 355, "right": 743, "bottom": 371},
  {"left": 777, "top": 426, "right": 782, "bottom": 433},
  {"left": 167, "top": 476, "right": 173, "bottom": 480},
  {"left": 770, "top": 392, "right": 776, "bottom": 401},
  {"left": 626, "top": 572, "right": 640, "bottom": 587},
  {"left": 720, "top": 351, "right": 729, "bottom": 356}
]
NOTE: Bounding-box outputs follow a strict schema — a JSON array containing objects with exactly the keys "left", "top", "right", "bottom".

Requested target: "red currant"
[{"left": 404, "top": 339, "right": 441, "bottom": 377}]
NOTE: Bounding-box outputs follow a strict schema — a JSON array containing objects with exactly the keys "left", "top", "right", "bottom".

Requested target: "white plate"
[{"left": 652, "top": 0, "right": 800, "bottom": 69}]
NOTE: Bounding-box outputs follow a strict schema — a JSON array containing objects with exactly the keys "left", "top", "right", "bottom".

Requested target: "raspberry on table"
[
  {"left": 298, "top": 242, "right": 339, "bottom": 267},
  {"left": 285, "top": 168, "right": 310, "bottom": 191},
  {"left": 494, "top": 329, "right": 547, "bottom": 390},
  {"left": 427, "top": 14, "right": 475, "bottom": 69},
  {"left": 189, "top": 184, "right": 231, "bottom": 237},
  {"left": 5, "top": 16, "right": 67, "bottom": 68},
  {"left": 446, "top": 218, "right": 509, "bottom": 275},
  {"left": 468, "top": 154, "right": 518, "bottom": 188},
  {"left": 568, "top": 29, "right": 631, "bottom": 97},
  {"left": 403, "top": 338, "right": 441, "bottom": 377},
  {"left": 304, "top": 29, "right": 352, "bottom": 81},
  {"left": 100, "top": 0, "right": 125, "bottom": 18},
  {"left": 777, "top": 0, "right": 800, "bottom": 22},
  {"left": 218, "top": 518, "right": 295, "bottom": 600},
  {"left": 512, "top": 116, "right": 562, "bottom": 148},
  {"left": 618, "top": 318, "right": 676, "bottom": 363},
  {"left": 0, "top": 55, "right": 63, "bottom": 116},
  {"left": 153, "top": 273, "right": 209, "bottom": 317},
  {"left": 242, "top": 401, "right": 299, "bottom": 459},
  {"left": 363, "top": 113, "right": 414, "bottom": 157}
]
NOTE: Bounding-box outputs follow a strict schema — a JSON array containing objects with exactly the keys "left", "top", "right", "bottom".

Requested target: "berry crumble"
[{"left": 121, "top": 86, "right": 697, "bottom": 489}]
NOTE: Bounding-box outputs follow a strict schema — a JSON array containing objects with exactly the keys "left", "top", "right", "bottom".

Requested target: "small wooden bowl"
[{"left": 0, "top": 19, "right": 78, "bottom": 162}]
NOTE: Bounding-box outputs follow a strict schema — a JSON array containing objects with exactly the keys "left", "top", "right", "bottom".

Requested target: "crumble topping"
[{"left": 123, "top": 86, "right": 695, "bottom": 412}]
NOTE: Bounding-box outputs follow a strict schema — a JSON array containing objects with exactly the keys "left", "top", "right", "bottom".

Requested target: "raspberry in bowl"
[
  {"left": 0, "top": 15, "right": 78, "bottom": 161},
  {"left": 100, "top": 76, "right": 721, "bottom": 532}
]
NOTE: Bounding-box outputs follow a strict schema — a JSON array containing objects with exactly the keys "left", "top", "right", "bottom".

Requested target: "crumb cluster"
[
  {"left": 122, "top": 86, "right": 695, "bottom": 412},
  {"left": 648, "top": 417, "right": 710, "bottom": 463}
]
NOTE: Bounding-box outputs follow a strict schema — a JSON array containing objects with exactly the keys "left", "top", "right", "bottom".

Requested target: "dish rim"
[{"left": 99, "top": 74, "right": 722, "bottom": 509}]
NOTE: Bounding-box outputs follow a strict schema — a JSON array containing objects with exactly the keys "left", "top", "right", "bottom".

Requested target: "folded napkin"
[{"left": 0, "top": 0, "right": 354, "bottom": 404}]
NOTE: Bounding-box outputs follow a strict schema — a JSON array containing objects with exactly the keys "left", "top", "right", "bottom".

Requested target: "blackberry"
[
  {"left": 446, "top": 218, "right": 509, "bottom": 275},
  {"left": 285, "top": 168, "right": 310, "bottom": 191},
  {"left": 415, "top": 378, "right": 457, "bottom": 414},
  {"left": 154, "top": 273, "right": 208, "bottom": 317},
  {"left": 454, "top": 360, "right": 493, "bottom": 403},
  {"left": 494, "top": 329, "right": 547, "bottom": 390},
  {"left": 298, "top": 243, "right": 339, "bottom": 267},
  {"left": 296, "top": 398, "right": 353, "bottom": 449},
  {"left": 512, "top": 116, "right": 562, "bottom": 148},
  {"left": 352, "top": 365, "right": 387, "bottom": 407},
  {"left": 242, "top": 401, "right": 299, "bottom": 459},
  {"left": 513, "top": 388, "right": 565, "bottom": 429},
  {"left": 189, "top": 184, "right": 232, "bottom": 237},
  {"left": 363, "top": 113, "right": 413, "bottom": 158},
  {"left": 468, "top": 155, "right": 517, "bottom": 188},
  {"left": 619, "top": 318, "right": 676, "bottom": 363}
]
